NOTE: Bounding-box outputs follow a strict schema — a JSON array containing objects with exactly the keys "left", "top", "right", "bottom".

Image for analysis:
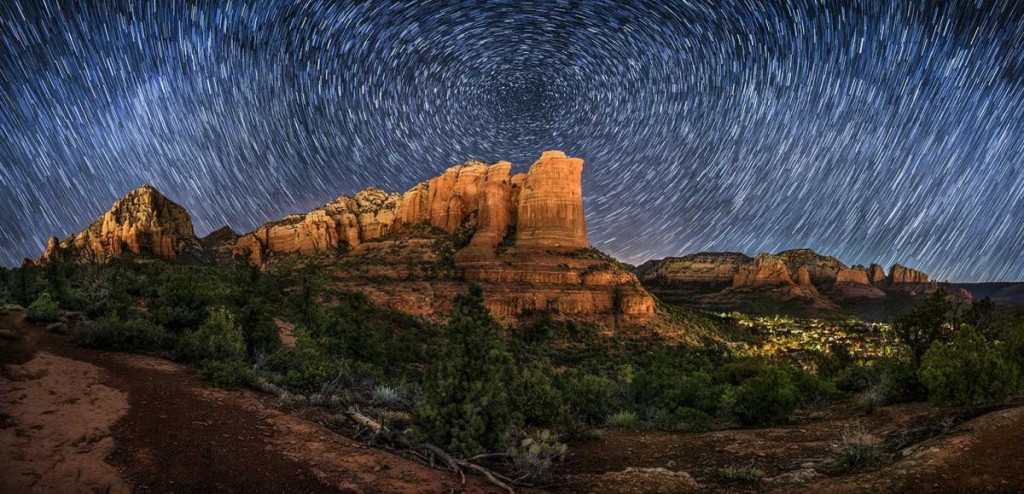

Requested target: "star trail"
[{"left": 1, "top": 0, "right": 1022, "bottom": 281}]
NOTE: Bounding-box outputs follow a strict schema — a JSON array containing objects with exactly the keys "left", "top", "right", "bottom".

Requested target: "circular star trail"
[{"left": 1, "top": 0, "right": 1022, "bottom": 281}]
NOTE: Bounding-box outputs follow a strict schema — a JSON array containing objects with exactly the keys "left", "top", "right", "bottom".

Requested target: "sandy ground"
[
  {"left": 0, "top": 310, "right": 496, "bottom": 493},
  {"left": 1, "top": 351, "right": 130, "bottom": 493}
]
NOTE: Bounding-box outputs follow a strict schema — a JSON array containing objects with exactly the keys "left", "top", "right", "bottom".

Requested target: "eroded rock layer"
[
  {"left": 637, "top": 248, "right": 955, "bottom": 315},
  {"left": 34, "top": 151, "right": 654, "bottom": 325},
  {"left": 34, "top": 185, "right": 201, "bottom": 264}
]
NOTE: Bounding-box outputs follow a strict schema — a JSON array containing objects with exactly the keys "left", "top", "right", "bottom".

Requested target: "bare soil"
[{"left": 0, "top": 309, "right": 492, "bottom": 493}]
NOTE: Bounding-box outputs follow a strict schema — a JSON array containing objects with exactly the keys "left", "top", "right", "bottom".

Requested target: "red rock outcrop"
[
  {"left": 635, "top": 253, "right": 752, "bottom": 286},
  {"left": 29, "top": 152, "right": 654, "bottom": 325},
  {"left": 733, "top": 254, "right": 795, "bottom": 288},
  {"left": 513, "top": 150, "right": 588, "bottom": 251},
  {"left": 889, "top": 264, "right": 929, "bottom": 284},
  {"left": 637, "top": 249, "right": 937, "bottom": 315},
  {"left": 868, "top": 263, "right": 888, "bottom": 285},
  {"left": 776, "top": 249, "right": 846, "bottom": 286},
  {"left": 836, "top": 265, "right": 870, "bottom": 285},
  {"left": 34, "top": 185, "right": 201, "bottom": 264}
]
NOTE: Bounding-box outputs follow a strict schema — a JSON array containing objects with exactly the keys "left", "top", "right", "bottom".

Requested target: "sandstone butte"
[{"left": 33, "top": 151, "right": 656, "bottom": 326}]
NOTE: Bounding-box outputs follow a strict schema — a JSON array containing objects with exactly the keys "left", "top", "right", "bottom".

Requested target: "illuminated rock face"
[
  {"left": 513, "top": 150, "right": 589, "bottom": 251},
  {"left": 233, "top": 151, "right": 589, "bottom": 262},
  {"left": 35, "top": 151, "right": 653, "bottom": 325},
  {"left": 837, "top": 266, "right": 870, "bottom": 285},
  {"left": 888, "top": 263, "right": 929, "bottom": 284},
  {"left": 35, "top": 185, "right": 201, "bottom": 264}
]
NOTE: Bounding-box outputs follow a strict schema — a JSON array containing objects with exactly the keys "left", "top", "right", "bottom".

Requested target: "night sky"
[{"left": 1, "top": 1, "right": 1022, "bottom": 281}]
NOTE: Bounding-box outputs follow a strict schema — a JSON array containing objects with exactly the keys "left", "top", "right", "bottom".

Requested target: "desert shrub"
[
  {"left": 644, "top": 406, "right": 713, "bottom": 432},
  {"left": 265, "top": 329, "right": 351, "bottom": 394},
  {"left": 371, "top": 384, "right": 407, "bottom": 409},
  {"left": 789, "top": 368, "right": 843, "bottom": 405},
  {"left": 26, "top": 292, "right": 60, "bottom": 322},
  {"left": 196, "top": 359, "right": 252, "bottom": 388},
  {"left": 605, "top": 410, "right": 641, "bottom": 428},
  {"left": 149, "top": 271, "right": 212, "bottom": 333},
  {"left": 835, "top": 429, "right": 883, "bottom": 470},
  {"left": 716, "top": 359, "right": 770, "bottom": 386},
  {"left": 560, "top": 371, "right": 621, "bottom": 425},
  {"left": 717, "top": 465, "right": 766, "bottom": 483},
  {"left": 520, "top": 314, "right": 599, "bottom": 345},
  {"left": 514, "top": 360, "right": 563, "bottom": 425},
  {"left": 730, "top": 365, "right": 800, "bottom": 426},
  {"left": 175, "top": 307, "right": 246, "bottom": 362},
  {"left": 414, "top": 285, "right": 522, "bottom": 457},
  {"left": 77, "top": 316, "right": 170, "bottom": 352},
  {"left": 853, "top": 385, "right": 888, "bottom": 414},
  {"left": 634, "top": 369, "right": 726, "bottom": 416},
  {"left": 507, "top": 429, "right": 567, "bottom": 482},
  {"left": 919, "top": 327, "right": 1019, "bottom": 406},
  {"left": 874, "top": 355, "right": 927, "bottom": 403}
]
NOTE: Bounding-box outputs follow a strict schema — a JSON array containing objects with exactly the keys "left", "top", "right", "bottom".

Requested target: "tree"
[
  {"left": 415, "top": 285, "right": 521, "bottom": 457},
  {"left": 176, "top": 307, "right": 246, "bottom": 362},
  {"left": 919, "top": 327, "right": 1019, "bottom": 406},
  {"left": 227, "top": 258, "right": 281, "bottom": 357},
  {"left": 731, "top": 365, "right": 800, "bottom": 425},
  {"left": 964, "top": 297, "right": 997, "bottom": 340},
  {"left": 892, "top": 290, "right": 952, "bottom": 364}
]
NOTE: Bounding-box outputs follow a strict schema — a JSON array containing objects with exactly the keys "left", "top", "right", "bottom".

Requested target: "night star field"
[{"left": 1, "top": 1, "right": 1022, "bottom": 281}]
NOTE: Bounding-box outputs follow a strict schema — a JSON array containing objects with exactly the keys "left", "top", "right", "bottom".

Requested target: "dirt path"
[{"left": 0, "top": 309, "right": 493, "bottom": 493}]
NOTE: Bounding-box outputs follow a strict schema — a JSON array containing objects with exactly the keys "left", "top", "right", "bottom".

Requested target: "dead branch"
[{"left": 337, "top": 409, "right": 514, "bottom": 492}]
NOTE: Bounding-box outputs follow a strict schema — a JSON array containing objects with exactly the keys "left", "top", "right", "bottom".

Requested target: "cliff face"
[
  {"left": 889, "top": 264, "right": 929, "bottom": 284},
  {"left": 35, "top": 185, "right": 201, "bottom": 264},
  {"left": 636, "top": 252, "right": 752, "bottom": 287},
  {"left": 35, "top": 151, "right": 654, "bottom": 326},
  {"left": 638, "top": 248, "right": 951, "bottom": 316}
]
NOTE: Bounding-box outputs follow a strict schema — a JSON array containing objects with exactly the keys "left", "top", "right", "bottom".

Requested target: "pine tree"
[{"left": 415, "top": 285, "right": 522, "bottom": 457}]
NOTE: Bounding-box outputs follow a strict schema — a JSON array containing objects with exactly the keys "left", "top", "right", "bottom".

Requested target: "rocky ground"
[{"left": 4, "top": 308, "right": 1024, "bottom": 493}]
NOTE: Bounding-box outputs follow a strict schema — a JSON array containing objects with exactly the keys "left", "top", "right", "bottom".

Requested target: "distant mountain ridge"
[{"left": 636, "top": 250, "right": 970, "bottom": 316}]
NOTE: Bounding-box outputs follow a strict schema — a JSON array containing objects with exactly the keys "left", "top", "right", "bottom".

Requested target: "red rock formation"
[
  {"left": 776, "top": 249, "right": 845, "bottom": 286},
  {"left": 635, "top": 252, "right": 752, "bottom": 286},
  {"left": 888, "top": 264, "right": 929, "bottom": 284},
  {"left": 836, "top": 265, "right": 870, "bottom": 285},
  {"left": 230, "top": 188, "right": 401, "bottom": 264},
  {"left": 32, "top": 152, "right": 654, "bottom": 325},
  {"left": 514, "top": 150, "right": 588, "bottom": 251},
  {"left": 868, "top": 263, "right": 888, "bottom": 285},
  {"left": 733, "top": 254, "right": 795, "bottom": 288},
  {"left": 34, "top": 185, "right": 201, "bottom": 264}
]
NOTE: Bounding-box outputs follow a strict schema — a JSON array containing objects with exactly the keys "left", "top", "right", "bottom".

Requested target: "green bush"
[
  {"left": 514, "top": 360, "right": 563, "bottom": 425},
  {"left": 919, "top": 327, "right": 1019, "bottom": 406},
  {"left": 414, "top": 286, "right": 522, "bottom": 457},
  {"left": 605, "top": 410, "right": 641, "bottom": 428},
  {"left": 560, "top": 372, "right": 621, "bottom": 425},
  {"left": 644, "top": 406, "right": 712, "bottom": 432},
  {"left": 637, "top": 369, "right": 725, "bottom": 416},
  {"left": 175, "top": 307, "right": 246, "bottom": 362},
  {"left": 789, "top": 368, "right": 842, "bottom": 405},
  {"left": 26, "top": 292, "right": 60, "bottom": 322},
  {"left": 196, "top": 359, "right": 253, "bottom": 388},
  {"left": 77, "top": 316, "right": 170, "bottom": 351},
  {"left": 875, "top": 355, "right": 927, "bottom": 404},
  {"left": 730, "top": 365, "right": 800, "bottom": 426}
]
